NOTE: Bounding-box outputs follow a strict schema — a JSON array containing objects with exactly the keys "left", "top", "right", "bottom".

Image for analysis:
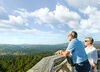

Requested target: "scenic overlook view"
[{"left": 0, "top": 0, "right": 100, "bottom": 72}]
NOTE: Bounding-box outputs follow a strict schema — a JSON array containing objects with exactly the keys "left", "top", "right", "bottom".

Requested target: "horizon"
[{"left": 0, "top": 40, "right": 100, "bottom": 45}]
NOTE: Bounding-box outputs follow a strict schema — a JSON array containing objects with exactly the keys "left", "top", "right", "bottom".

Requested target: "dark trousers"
[{"left": 75, "top": 59, "right": 91, "bottom": 72}]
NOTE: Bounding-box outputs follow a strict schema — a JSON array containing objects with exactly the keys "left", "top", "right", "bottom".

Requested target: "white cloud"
[
  {"left": 14, "top": 5, "right": 80, "bottom": 30},
  {"left": 46, "top": 24, "right": 54, "bottom": 29},
  {"left": 0, "top": 26, "right": 52, "bottom": 35},
  {"left": 54, "top": 5, "right": 80, "bottom": 28},
  {"left": 54, "top": 5, "right": 80, "bottom": 22},
  {"left": 31, "top": 8, "right": 57, "bottom": 23},
  {"left": 57, "top": 24, "right": 65, "bottom": 28},
  {"left": 76, "top": 6, "right": 100, "bottom": 33},
  {"left": 9, "top": 28, "right": 52, "bottom": 34},
  {"left": 0, "top": 6, "right": 9, "bottom": 20},
  {"left": 0, "top": 6, "right": 54, "bottom": 35},
  {"left": 62, "top": 0, "right": 100, "bottom": 34},
  {"left": 0, "top": 16, "right": 53, "bottom": 34},
  {"left": 59, "top": 30, "right": 67, "bottom": 34},
  {"left": 0, "top": 9, "right": 53, "bottom": 35},
  {"left": 0, "top": 4, "right": 100, "bottom": 35},
  {"left": 14, "top": 8, "right": 31, "bottom": 18},
  {"left": 65, "top": 0, "right": 100, "bottom": 9},
  {"left": 0, "top": 15, "right": 30, "bottom": 30},
  {"left": 15, "top": 8, "right": 56, "bottom": 29},
  {"left": 30, "top": 5, "right": 80, "bottom": 29}
]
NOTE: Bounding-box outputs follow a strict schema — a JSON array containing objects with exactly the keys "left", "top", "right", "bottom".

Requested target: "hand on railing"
[
  {"left": 55, "top": 50, "right": 74, "bottom": 67},
  {"left": 55, "top": 50, "right": 60, "bottom": 55},
  {"left": 55, "top": 50, "right": 64, "bottom": 55}
]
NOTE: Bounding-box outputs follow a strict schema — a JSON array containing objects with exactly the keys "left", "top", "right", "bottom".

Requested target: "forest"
[
  {"left": 0, "top": 43, "right": 99, "bottom": 72},
  {"left": 0, "top": 54, "right": 52, "bottom": 72},
  {"left": 0, "top": 44, "right": 67, "bottom": 72}
]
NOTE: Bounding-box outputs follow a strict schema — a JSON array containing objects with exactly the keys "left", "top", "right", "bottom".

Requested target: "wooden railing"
[
  {"left": 27, "top": 54, "right": 74, "bottom": 72},
  {"left": 27, "top": 49, "right": 100, "bottom": 72}
]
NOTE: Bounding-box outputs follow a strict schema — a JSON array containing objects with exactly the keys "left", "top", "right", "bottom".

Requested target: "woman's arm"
[
  {"left": 90, "top": 49, "right": 98, "bottom": 72},
  {"left": 91, "top": 63, "right": 97, "bottom": 72}
]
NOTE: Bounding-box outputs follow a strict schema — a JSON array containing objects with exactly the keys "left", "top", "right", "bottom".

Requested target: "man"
[{"left": 58, "top": 31, "right": 91, "bottom": 72}]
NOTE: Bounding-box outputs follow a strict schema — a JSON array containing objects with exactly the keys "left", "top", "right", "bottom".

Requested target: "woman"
[{"left": 84, "top": 37, "right": 98, "bottom": 72}]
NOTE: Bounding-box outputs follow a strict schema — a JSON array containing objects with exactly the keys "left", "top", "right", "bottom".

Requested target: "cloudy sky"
[{"left": 0, "top": 0, "right": 100, "bottom": 44}]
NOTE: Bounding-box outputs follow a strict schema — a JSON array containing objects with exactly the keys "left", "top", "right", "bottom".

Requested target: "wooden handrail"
[
  {"left": 27, "top": 49, "right": 100, "bottom": 72},
  {"left": 27, "top": 54, "right": 74, "bottom": 72}
]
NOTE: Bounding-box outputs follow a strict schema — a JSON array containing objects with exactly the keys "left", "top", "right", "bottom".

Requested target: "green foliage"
[
  {"left": 0, "top": 43, "right": 99, "bottom": 72},
  {"left": 0, "top": 44, "right": 67, "bottom": 55},
  {"left": 0, "top": 44, "right": 67, "bottom": 72},
  {"left": 0, "top": 54, "right": 51, "bottom": 72}
]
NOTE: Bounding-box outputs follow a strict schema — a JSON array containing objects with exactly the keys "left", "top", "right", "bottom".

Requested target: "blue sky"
[{"left": 0, "top": 0, "right": 100, "bottom": 44}]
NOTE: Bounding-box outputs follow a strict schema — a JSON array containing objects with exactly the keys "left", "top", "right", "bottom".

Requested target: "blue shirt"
[{"left": 66, "top": 38, "right": 88, "bottom": 64}]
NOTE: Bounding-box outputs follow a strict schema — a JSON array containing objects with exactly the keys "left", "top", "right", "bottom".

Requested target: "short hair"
[
  {"left": 69, "top": 31, "right": 78, "bottom": 38},
  {"left": 85, "top": 37, "right": 94, "bottom": 44}
]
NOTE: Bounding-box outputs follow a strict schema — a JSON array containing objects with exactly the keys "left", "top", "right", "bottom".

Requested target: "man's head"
[
  {"left": 68, "top": 31, "right": 77, "bottom": 41},
  {"left": 84, "top": 37, "right": 94, "bottom": 46}
]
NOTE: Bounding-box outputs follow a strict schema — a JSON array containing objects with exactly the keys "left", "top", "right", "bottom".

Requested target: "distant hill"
[
  {"left": 94, "top": 41, "right": 100, "bottom": 48},
  {"left": 0, "top": 43, "right": 68, "bottom": 55},
  {"left": 94, "top": 41, "right": 100, "bottom": 44},
  {"left": 0, "top": 41, "right": 99, "bottom": 55}
]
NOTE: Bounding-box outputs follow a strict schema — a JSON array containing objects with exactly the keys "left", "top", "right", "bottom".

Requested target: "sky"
[{"left": 0, "top": 0, "right": 100, "bottom": 44}]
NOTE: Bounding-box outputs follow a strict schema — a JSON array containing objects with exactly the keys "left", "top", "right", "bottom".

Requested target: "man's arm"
[
  {"left": 59, "top": 50, "right": 70, "bottom": 58},
  {"left": 58, "top": 40, "right": 75, "bottom": 58}
]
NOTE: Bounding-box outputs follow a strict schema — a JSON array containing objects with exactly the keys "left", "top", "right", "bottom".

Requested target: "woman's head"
[{"left": 84, "top": 37, "right": 94, "bottom": 46}]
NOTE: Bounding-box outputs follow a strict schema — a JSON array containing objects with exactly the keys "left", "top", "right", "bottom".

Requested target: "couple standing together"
[{"left": 59, "top": 31, "right": 98, "bottom": 72}]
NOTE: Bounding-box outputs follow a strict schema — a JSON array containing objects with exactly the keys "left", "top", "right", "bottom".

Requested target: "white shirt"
[{"left": 85, "top": 45, "right": 98, "bottom": 72}]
